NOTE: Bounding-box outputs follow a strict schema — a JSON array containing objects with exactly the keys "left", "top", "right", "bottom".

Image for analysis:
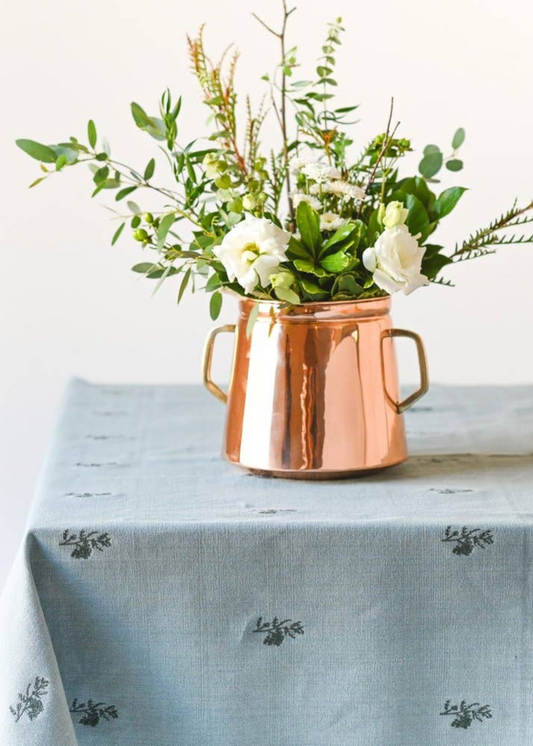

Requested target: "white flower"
[
  {"left": 382, "top": 200, "right": 409, "bottom": 229},
  {"left": 291, "top": 192, "right": 322, "bottom": 211},
  {"left": 320, "top": 212, "right": 346, "bottom": 232},
  {"left": 301, "top": 162, "right": 342, "bottom": 182},
  {"left": 320, "top": 181, "right": 366, "bottom": 201},
  {"left": 362, "top": 225, "right": 429, "bottom": 296},
  {"left": 214, "top": 216, "right": 290, "bottom": 294},
  {"left": 289, "top": 156, "right": 309, "bottom": 172}
]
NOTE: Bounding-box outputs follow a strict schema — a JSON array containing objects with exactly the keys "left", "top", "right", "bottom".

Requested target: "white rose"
[
  {"left": 362, "top": 225, "right": 429, "bottom": 296},
  {"left": 320, "top": 212, "right": 346, "bottom": 232},
  {"left": 213, "top": 216, "right": 290, "bottom": 294},
  {"left": 382, "top": 200, "right": 409, "bottom": 229}
]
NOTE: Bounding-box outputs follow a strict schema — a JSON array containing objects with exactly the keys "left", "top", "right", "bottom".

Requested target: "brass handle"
[
  {"left": 382, "top": 328, "right": 429, "bottom": 414},
  {"left": 202, "top": 324, "right": 236, "bottom": 404}
]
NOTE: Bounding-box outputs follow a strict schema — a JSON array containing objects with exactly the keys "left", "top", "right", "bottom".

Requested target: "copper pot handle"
[
  {"left": 202, "top": 324, "right": 236, "bottom": 404},
  {"left": 381, "top": 328, "right": 429, "bottom": 414}
]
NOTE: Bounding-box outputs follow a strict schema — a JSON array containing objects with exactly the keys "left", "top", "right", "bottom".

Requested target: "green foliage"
[{"left": 14, "top": 6, "right": 533, "bottom": 309}]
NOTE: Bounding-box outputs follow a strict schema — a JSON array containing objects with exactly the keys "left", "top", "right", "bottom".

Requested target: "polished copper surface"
[{"left": 202, "top": 297, "right": 429, "bottom": 479}]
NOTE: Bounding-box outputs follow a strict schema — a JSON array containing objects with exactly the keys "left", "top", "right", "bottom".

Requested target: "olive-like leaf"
[
  {"left": 88, "top": 120, "right": 97, "bottom": 149},
  {"left": 209, "top": 291, "right": 223, "bottom": 320},
  {"left": 452, "top": 127, "right": 465, "bottom": 149},
  {"left": 144, "top": 158, "right": 155, "bottom": 180},
  {"left": 111, "top": 222, "right": 125, "bottom": 246},
  {"left": 16, "top": 139, "right": 57, "bottom": 163}
]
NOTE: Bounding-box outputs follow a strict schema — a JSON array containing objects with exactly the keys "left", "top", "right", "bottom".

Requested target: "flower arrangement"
[{"left": 16, "top": 4, "right": 533, "bottom": 321}]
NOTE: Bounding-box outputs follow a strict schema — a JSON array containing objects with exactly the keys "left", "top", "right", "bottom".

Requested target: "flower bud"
[{"left": 382, "top": 200, "right": 409, "bottom": 229}]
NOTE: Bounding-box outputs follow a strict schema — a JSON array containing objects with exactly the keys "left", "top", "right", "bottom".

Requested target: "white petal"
[
  {"left": 362, "top": 248, "right": 377, "bottom": 272},
  {"left": 373, "top": 269, "right": 401, "bottom": 295}
]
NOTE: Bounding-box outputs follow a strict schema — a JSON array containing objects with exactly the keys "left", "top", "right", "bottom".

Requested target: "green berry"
[
  {"left": 143, "top": 212, "right": 154, "bottom": 224},
  {"left": 133, "top": 228, "right": 148, "bottom": 241}
]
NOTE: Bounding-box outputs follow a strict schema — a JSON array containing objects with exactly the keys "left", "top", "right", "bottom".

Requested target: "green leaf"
[
  {"left": 157, "top": 213, "right": 176, "bottom": 249},
  {"left": 295, "top": 202, "right": 321, "bottom": 258},
  {"left": 274, "top": 286, "right": 300, "bottom": 305},
  {"left": 423, "top": 144, "right": 441, "bottom": 156},
  {"left": 209, "top": 291, "right": 222, "bottom": 320},
  {"left": 287, "top": 236, "right": 313, "bottom": 260},
  {"left": 334, "top": 274, "right": 363, "bottom": 297},
  {"left": 452, "top": 127, "right": 465, "bottom": 149},
  {"left": 131, "top": 102, "right": 152, "bottom": 128},
  {"left": 434, "top": 186, "right": 467, "bottom": 219},
  {"left": 55, "top": 154, "right": 67, "bottom": 171},
  {"left": 131, "top": 103, "right": 166, "bottom": 141},
  {"left": 293, "top": 259, "right": 331, "bottom": 278},
  {"left": 16, "top": 139, "right": 57, "bottom": 163},
  {"left": 322, "top": 223, "right": 356, "bottom": 252},
  {"left": 421, "top": 245, "right": 453, "bottom": 279},
  {"left": 144, "top": 158, "right": 155, "bottom": 180},
  {"left": 320, "top": 251, "right": 350, "bottom": 273},
  {"left": 418, "top": 151, "right": 443, "bottom": 179},
  {"left": 93, "top": 165, "right": 109, "bottom": 184},
  {"left": 132, "top": 262, "right": 158, "bottom": 273},
  {"left": 446, "top": 159, "right": 463, "bottom": 172},
  {"left": 395, "top": 177, "right": 435, "bottom": 210},
  {"left": 115, "top": 185, "right": 138, "bottom": 201},
  {"left": 88, "top": 120, "right": 97, "bottom": 149},
  {"left": 404, "top": 193, "right": 430, "bottom": 237},
  {"left": 111, "top": 222, "right": 125, "bottom": 246},
  {"left": 29, "top": 177, "right": 46, "bottom": 188},
  {"left": 299, "top": 278, "right": 329, "bottom": 301},
  {"left": 205, "top": 273, "right": 222, "bottom": 292},
  {"left": 177, "top": 267, "right": 191, "bottom": 303}
]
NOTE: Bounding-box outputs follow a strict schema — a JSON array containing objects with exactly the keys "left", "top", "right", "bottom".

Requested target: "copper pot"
[{"left": 202, "top": 297, "right": 428, "bottom": 479}]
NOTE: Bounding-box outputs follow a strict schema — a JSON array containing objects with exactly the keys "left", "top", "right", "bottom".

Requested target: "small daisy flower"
[
  {"left": 320, "top": 212, "right": 346, "bottom": 232},
  {"left": 291, "top": 192, "right": 322, "bottom": 211}
]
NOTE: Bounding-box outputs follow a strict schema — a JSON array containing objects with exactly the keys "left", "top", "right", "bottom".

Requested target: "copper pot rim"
[{"left": 238, "top": 294, "right": 391, "bottom": 320}]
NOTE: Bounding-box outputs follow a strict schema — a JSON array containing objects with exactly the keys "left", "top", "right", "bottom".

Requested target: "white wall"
[{"left": 1, "top": 0, "right": 532, "bottom": 589}]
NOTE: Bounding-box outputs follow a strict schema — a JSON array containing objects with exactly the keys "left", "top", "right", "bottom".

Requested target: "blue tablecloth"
[{"left": 1, "top": 379, "right": 533, "bottom": 745}]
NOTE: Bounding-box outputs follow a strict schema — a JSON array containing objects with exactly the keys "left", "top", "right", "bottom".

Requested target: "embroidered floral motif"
[
  {"left": 10, "top": 677, "right": 49, "bottom": 722},
  {"left": 69, "top": 698, "right": 118, "bottom": 727},
  {"left": 257, "top": 509, "right": 297, "bottom": 514},
  {"left": 253, "top": 617, "right": 304, "bottom": 646},
  {"left": 59, "top": 529, "right": 112, "bottom": 559},
  {"left": 442, "top": 526, "right": 494, "bottom": 556},
  {"left": 440, "top": 700, "right": 492, "bottom": 729},
  {"left": 430, "top": 488, "right": 474, "bottom": 494}
]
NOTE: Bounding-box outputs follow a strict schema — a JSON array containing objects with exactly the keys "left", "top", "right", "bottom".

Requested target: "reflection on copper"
[{"left": 202, "top": 297, "right": 429, "bottom": 479}]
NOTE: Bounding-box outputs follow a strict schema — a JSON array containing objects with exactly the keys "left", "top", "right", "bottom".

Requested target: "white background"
[{"left": 1, "top": 0, "right": 532, "bottom": 590}]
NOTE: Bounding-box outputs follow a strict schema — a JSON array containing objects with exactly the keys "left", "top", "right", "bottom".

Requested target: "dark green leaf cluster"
[
  {"left": 10, "top": 677, "right": 50, "bottom": 722},
  {"left": 59, "top": 529, "right": 112, "bottom": 559},
  {"left": 253, "top": 616, "right": 304, "bottom": 646},
  {"left": 440, "top": 700, "right": 492, "bottom": 729},
  {"left": 70, "top": 698, "right": 118, "bottom": 727}
]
